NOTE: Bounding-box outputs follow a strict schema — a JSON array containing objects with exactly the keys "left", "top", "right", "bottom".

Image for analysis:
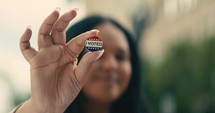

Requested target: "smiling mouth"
[
  {"left": 95, "top": 74, "right": 119, "bottom": 85},
  {"left": 91, "top": 71, "right": 119, "bottom": 83}
]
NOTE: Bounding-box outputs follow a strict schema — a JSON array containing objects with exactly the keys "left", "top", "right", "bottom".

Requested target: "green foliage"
[{"left": 142, "top": 36, "right": 215, "bottom": 113}]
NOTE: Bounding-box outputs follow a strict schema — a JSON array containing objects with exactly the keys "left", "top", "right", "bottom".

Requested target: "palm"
[
  {"left": 30, "top": 45, "right": 78, "bottom": 108},
  {"left": 19, "top": 8, "right": 103, "bottom": 112}
]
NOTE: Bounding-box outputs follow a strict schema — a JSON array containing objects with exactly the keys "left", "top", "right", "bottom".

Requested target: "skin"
[
  {"left": 16, "top": 8, "right": 104, "bottom": 113},
  {"left": 14, "top": 8, "right": 132, "bottom": 113},
  {"left": 82, "top": 23, "right": 132, "bottom": 113}
]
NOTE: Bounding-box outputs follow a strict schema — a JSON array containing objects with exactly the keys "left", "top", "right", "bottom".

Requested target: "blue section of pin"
[{"left": 86, "top": 47, "right": 101, "bottom": 51}]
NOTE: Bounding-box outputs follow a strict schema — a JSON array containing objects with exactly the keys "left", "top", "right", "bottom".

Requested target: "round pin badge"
[{"left": 85, "top": 36, "right": 103, "bottom": 52}]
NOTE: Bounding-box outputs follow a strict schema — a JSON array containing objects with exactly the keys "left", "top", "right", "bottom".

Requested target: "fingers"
[
  {"left": 66, "top": 29, "right": 99, "bottom": 58},
  {"left": 20, "top": 26, "right": 37, "bottom": 62},
  {"left": 38, "top": 8, "right": 60, "bottom": 49},
  {"left": 74, "top": 50, "right": 104, "bottom": 84},
  {"left": 51, "top": 8, "right": 78, "bottom": 45}
]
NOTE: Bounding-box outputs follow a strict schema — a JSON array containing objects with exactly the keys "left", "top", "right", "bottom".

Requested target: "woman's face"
[{"left": 82, "top": 22, "right": 132, "bottom": 104}]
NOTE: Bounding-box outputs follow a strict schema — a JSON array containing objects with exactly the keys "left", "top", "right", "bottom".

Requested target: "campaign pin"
[{"left": 85, "top": 36, "right": 103, "bottom": 52}]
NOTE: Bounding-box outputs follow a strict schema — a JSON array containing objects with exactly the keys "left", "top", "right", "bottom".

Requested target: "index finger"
[
  {"left": 66, "top": 29, "right": 99, "bottom": 58},
  {"left": 51, "top": 8, "right": 78, "bottom": 45},
  {"left": 38, "top": 8, "right": 60, "bottom": 49}
]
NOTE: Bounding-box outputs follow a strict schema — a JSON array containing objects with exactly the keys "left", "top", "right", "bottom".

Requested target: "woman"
[{"left": 13, "top": 8, "right": 147, "bottom": 113}]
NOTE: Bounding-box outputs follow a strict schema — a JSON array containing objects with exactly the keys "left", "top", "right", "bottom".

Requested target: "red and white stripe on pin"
[{"left": 85, "top": 36, "right": 103, "bottom": 51}]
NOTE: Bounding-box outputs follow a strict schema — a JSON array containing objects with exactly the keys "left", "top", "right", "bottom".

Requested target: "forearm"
[{"left": 11, "top": 99, "right": 38, "bottom": 113}]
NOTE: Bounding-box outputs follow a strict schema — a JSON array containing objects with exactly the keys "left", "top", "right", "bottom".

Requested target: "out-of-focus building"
[
  {"left": 140, "top": 0, "right": 215, "bottom": 63},
  {"left": 83, "top": 0, "right": 145, "bottom": 31}
]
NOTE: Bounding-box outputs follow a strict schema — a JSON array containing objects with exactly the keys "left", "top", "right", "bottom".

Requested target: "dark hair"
[{"left": 65, "top": 15, "right": 146, "bottom": 113}]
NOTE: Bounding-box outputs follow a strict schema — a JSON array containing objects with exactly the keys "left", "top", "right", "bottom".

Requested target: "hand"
[{"left": 17, "top": 8, "right": 104, "bottom": 113}]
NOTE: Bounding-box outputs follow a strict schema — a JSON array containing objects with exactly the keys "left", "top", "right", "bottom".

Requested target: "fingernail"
[
  {"left": 27, "top": 25, "right": 31, "bottom": 30},
  {"left": 91, "top": 29, "right": 100, "bottom": 35},
  {"left": 74, "top": 8, "right": 79, "bottom": 11},
  {"left": 95, "top": 49, "right": 104, "bottom": 61},
  {"left": 55, "top": 7, "right": 61, "bottom": 12}
]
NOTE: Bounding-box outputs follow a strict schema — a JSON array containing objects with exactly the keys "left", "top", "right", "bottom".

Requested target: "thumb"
[{"left": 74, "top": 49, "right": 104, "bottom": 85}]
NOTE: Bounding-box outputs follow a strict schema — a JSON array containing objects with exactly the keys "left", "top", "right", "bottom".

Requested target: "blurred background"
[{"left": 0, "top": 0, "right": 215, "bottom": 113}]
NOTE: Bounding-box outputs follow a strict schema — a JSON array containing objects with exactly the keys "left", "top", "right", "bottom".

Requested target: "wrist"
[{"left": 15, "top": 98, "right": 64, "bottom": 113}]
